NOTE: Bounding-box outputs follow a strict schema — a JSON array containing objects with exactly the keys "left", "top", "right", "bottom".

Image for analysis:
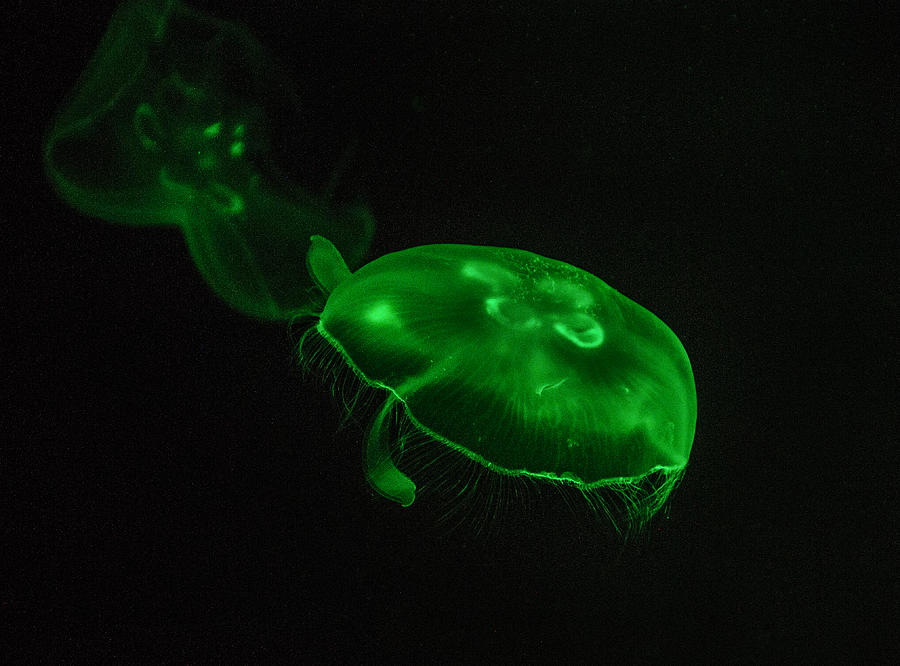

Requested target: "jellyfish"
[
  {"left": 43, "top": 0, "right": 373, "bottom": 320},
  {"left": 304, "top": 236, "right": 698, "bottom": 531}
]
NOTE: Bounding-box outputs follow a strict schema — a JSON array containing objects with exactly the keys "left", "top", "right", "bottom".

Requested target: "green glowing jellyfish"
[
  {"left": 304, "top": 236, "right": 697, "bottom": 530},
  {"left": 44, "top": 0, "right": 373, "bottom": 319}
]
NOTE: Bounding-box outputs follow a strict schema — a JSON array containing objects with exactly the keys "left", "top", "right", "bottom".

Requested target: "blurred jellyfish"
[{"left": 44, "top": 0, "right": 373, "bottom": 319}]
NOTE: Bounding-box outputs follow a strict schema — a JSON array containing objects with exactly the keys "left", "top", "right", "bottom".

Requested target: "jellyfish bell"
[
  {"left": 44, "top": 0, "right": 373, "bottom": 320},
  {"left": 304, "top": 236, "right": 697, "bottom": 531}
]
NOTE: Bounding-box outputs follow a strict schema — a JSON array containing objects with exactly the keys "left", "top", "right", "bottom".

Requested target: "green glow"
[
  {"left": 44, "top": 1, "right": 698, "bottom": 534},
  {"left": 306, "top": 238, "right": 697, "bottom": 529},
  {"left": 43, "top": 0, "right": 373, "bottom": 320}
]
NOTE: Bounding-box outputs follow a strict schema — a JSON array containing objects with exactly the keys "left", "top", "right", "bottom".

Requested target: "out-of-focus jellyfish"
[
  {"left": 304, "top": 237, "right": 697, "bottom": 531},
  {"left": 44, "top": 0, "right": 373, "bottom": 319}
]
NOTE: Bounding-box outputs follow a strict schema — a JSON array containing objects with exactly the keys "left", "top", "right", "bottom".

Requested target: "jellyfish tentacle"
[
  {"left": 307, "top": 235, "right": 352, "bottom": 295},
  {"left": 365, "top": 394, "right": 416, "bottom": 507}
]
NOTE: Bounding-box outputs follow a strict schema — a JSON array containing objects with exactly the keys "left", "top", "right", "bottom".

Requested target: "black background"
[{"left": 7, "top": 0, "right": 896, "bottom": 661}]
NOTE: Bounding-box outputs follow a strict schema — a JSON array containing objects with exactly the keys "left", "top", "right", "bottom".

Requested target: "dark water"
[{"left": 8, "top": 1, "right": 894, "bottom": 661}]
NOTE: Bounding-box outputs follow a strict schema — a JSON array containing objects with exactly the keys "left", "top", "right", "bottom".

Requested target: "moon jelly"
[
  {"left": 304, "top": 237, "right": 697, "bottom": 530},
  {"left": 44, "top": 0, "right": 373, "bottom": 319}
]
